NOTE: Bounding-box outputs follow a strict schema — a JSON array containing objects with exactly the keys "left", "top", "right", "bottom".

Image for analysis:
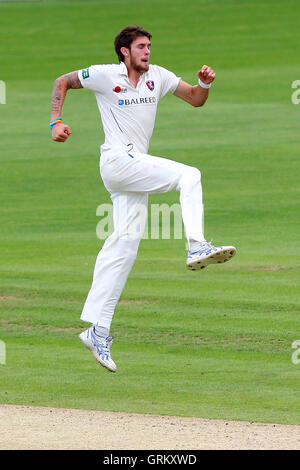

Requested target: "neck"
[{"left": 125, "top": 62, "right": 143, "bottom": 88}]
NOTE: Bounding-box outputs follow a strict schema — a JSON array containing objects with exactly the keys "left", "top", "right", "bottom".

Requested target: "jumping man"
[{"left": 50, "top": 25, "right": 236, "bottom": 372}]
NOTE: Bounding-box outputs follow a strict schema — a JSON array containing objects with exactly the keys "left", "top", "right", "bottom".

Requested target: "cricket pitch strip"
[{"left": 0, "top": 404, "right": 299, "bottom": 450}]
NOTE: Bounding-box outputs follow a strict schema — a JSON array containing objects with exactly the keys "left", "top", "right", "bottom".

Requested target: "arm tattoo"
[
  {"left": 51, "top": 80, "right": 64, "bottom": 116},
  {"left": 65, "top": 71, "right": 83, "bottom": 90},
  {"left": 51, "top": 71, "right": 82, "bottom": 118}
]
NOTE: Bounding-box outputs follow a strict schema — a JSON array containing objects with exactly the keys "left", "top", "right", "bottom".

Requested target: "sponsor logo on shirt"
[
  {"left": 146, "top": 80, "right": 155, "bottom": 91},
  {"left": 118, "top": 97, "right": 156, "bottom": 106},
  {"left": 82, "top": 68, "right": 90, "bottom": 79},
  {"left": 113, "top": 86, "right": 127, "bottom": 93}
]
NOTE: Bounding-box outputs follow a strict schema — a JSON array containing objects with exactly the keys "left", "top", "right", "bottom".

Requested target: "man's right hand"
[{"left": 52, "top": 123, "right": 72, "bottom": 142}]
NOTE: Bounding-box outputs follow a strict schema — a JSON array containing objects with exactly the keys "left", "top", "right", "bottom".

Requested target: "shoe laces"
[
  {"left": 92, "top": 328, "right": 113, "bottom": 356},
  {"left": 201, "top": 240, "right": 213, "bottom": 249},
  {"left": 189, "top": 240, "right": 213, "bottom": 255}
]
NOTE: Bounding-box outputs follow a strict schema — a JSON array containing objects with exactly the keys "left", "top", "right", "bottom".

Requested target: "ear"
[{"left": 120, "top": 46, "right": 130, "bottom": 58}]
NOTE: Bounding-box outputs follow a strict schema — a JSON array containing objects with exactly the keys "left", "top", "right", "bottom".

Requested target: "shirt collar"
[
  {"left": 118, "top": 61, "right": 148, "bottom": 80},
  {"left": 119, "top": 62, "right": 129, "bottom": 76}
]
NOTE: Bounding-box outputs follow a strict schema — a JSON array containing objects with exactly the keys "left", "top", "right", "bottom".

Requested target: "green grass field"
[{"left": 0, "top": 0, "right": 299, "bottom": 425}]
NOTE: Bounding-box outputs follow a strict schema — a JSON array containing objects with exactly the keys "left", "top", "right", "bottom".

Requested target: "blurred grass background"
[{"left": 0, "top": 0, "right": 299, "bottom": 424}]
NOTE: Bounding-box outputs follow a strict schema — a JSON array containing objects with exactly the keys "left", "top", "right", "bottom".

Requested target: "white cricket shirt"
[{"left": 78, "top": 62, "right": 181, "bottom": 154}]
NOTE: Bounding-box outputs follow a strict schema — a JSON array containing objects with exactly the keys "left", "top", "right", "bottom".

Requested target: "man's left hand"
[{"left": 198, "top": 65, "right": 216, "bottom": 85}]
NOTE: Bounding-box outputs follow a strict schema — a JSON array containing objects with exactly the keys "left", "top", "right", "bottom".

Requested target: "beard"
[{"left": 129, "top": 55, "right": 149, "bottom": 73}]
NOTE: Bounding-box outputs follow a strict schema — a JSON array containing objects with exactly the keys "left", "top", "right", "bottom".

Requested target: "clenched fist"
[
  {"left": 198, "top": 65, "right": 216, "bottom": 85},
  {"left": 52, "top": 123, "right": 72, "bottom": 142}
]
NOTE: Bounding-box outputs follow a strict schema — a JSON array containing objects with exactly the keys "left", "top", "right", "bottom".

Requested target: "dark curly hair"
[{"left": 114, "top": 25, "right": 152, "bottom": 63}]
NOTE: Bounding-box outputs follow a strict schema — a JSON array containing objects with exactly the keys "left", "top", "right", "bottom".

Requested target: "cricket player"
[{"left": 50, "top": 25, "right": 236, "bottom": 372}]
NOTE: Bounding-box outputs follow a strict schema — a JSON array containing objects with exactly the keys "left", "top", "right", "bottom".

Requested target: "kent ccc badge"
[{"left": 146, "top": 80, "right": 155, "bottom": 91}]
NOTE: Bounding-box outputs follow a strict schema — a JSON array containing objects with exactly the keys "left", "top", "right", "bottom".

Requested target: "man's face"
[{"left": 123, "top": 35, "right": 151, "bottom": 72}]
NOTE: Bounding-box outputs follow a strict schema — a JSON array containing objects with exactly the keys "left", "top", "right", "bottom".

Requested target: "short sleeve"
[
  {"left": 157, "top": 66, "right": 181, "bottom": 99},
  {"left": 78, "top": 65, "right": 107, "bottom": 93}
]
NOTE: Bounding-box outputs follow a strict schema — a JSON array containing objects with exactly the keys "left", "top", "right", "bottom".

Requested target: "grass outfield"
[{"left": 0, "top": 0, "right": 300, "bottom": 424}]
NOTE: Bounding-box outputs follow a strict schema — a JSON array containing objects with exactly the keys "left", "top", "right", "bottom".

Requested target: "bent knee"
[
  {"left": 192, "top": 166, "right": 201, "bottom": 180},
  {"left": 179, "top": 166, "right": 201, "bottom": 188}
]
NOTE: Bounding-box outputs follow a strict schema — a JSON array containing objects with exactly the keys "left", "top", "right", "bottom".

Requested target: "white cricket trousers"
[{"left": 80, "top": 146, "right": 205, "bottom": 329}]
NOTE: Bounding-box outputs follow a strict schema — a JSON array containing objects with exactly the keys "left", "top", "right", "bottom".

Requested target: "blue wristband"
[{"left": 50, "top": 117, "right": 62, "bottom": 130}]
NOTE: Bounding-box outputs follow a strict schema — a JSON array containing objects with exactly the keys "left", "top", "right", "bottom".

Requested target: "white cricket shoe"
[
  {"left": 79, "top": 327, "right": 117, "bottom": 372},
  {"left": 186, "top": 241, "right": 236, "bottom": 271}
]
